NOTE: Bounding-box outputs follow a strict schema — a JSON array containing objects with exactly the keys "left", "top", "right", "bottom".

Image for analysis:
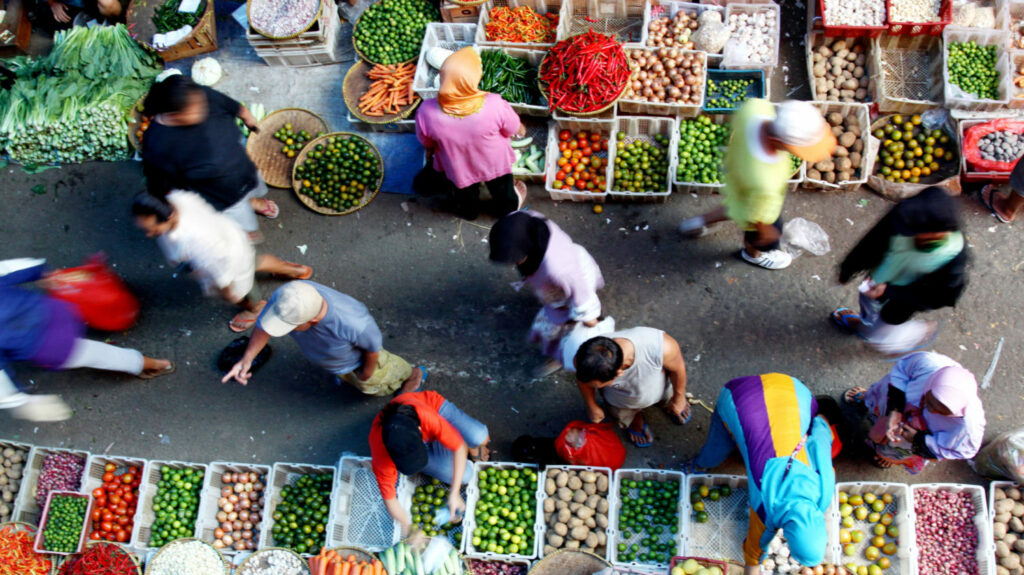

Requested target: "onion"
[
  {"left": 214, "top": 528, "right": 225, "bottom": 538},
  {"left": 233, "top": 483, "right": 245, "bottom": 494},
  {"left": 242, "top": 529, "right": 253, "bottom": 540},
  {"left": 216, "top": 511, "right": 228, "bottom": 522},
  {"left": 228, "top": 511, "right": 238, "bottom": 521},
  {"left": 218, "top": 497, "right": 228, "bottom": 508},
  {"left": 220, "top": 487, "right": 232, "bottom": 498},
  {"left": 220, "top": 521, "right": 233, "bottom": 532},
  {"left": 233, "top": 540, "right": 247, "bottom": 551},
  {"left": 223, "top": 503, "right": 234, "bottom": 513},
  {"left": 232, "top": 520, "right": 243, "bottom": 530}
]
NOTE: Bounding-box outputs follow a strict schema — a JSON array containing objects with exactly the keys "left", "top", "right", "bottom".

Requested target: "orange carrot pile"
[
  {"left": 358, "top": 63, "right": 417, "bottom": 117},
  {"left": 308, "top": 548, "right": 385, "bottom": 575}
]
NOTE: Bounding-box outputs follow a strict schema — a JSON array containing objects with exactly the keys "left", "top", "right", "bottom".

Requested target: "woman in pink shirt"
[{"left": 415, "top": 47, "right": 527, "bottom": 220}]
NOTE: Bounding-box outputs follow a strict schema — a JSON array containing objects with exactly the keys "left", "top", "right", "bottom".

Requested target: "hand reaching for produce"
[
  {"left": 884, "top": 411, "right": 904, "bottom": 443},
  {"left": 448, "top": 491, "right": 466, "bottom": 524},
  {"left": 49, "top": 0, "right": 71, "bottom": 23},
  {"left": 587, "top": 404, "right": 605, "bottom": 424},
  {"left": 222, "top": 359, "right": 253, "bottom": 386},
  {"left": 667, "top": 394, "right": 691, "bottom": 425},
  {"left": 898, "top": 423, "right": 919, "bottom": 442},
  {"left": 868, "top": 415, "right": 891, "bottom": 445}
]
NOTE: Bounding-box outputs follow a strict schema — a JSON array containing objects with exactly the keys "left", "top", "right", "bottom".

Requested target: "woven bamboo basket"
[
  {"left": 327, "top": 546, "right": 377, "bottom": 562},
  {"left": 247, "top": 0, "right": 323, "bottom": 40},
  {"left": 237, "top": 547, "right": 311, "bottom": 574},
  {"left": 127, "top": 0, "right": 217, "bottom": 62},
  {"left": 144, "top": 538, "right": 230, "bottom": 575},
  {"left": 527, "top": 549, "right": 611, "bottom": 575},
  {"left": 0, "top": 522, "right": 56, "bottom": 575},
  {"left": 291, "top": 132, "right": 384, "bottom": 216},
  {"left": 343, "top": 60, "right": 422, "bottom": 125},
  {"left": 57, "top": 541, "right": 142, "bottom": 575},
  {"left": 353, "top": 6, "right": 429, "bottom": 67},
  {"left": 246, "top": 108, "right": 330, "bottom": 189},
  {"left": 538, "top": 48, "right": 629, "bottom": 116},
  {"left": 451, "top": 0, "right": 487, "bottom": 6}
]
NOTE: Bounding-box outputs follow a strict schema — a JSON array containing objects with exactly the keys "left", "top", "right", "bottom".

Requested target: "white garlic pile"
[
  {"left": 148, "top": 540, "right": 226, "bottom": 575},
  {"left": 823, "top": 0, "right": 886, "bottom": 26},
  {"left": 762, "top": 532, "right": 802, "bottom": 575},
  {"left": 238, "top": 549, "right": 307, "bottom": 575},
  {"left": 889, "top": 0, "right": 941, "bottom": 22},
  {"left": 725, "top": 10, "right": 777, "bottom": 65}
]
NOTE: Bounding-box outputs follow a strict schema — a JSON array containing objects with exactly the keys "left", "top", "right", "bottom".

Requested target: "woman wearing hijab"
[
  {"left": 832, "top": 186, "right": 968, "bottom": 355},
  {"left": 844, "top": 351, "right": 985, "bottom": 473},
  {"left": 489, "top": 211, "right": 606, "bottom": 376},
  {"left": 415, "top": 47, "right": 527, "bottom": 220},
  {"left": 690, "top": 374, "right": 843, "bottom": 575}
]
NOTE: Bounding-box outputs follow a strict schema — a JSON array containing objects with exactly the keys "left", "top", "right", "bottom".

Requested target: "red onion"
[
  {"left": 468, "top": 559, "right": 528, "bottom": 575},
  {"left": 914, "top": 488, "right": 980, "bottom": 575},
  {"left": 34, "top": 452, "right": 85, "bottom": 507}
]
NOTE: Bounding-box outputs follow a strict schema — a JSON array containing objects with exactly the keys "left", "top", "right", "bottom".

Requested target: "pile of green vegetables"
[
  {"left": 0, "top": 24, "right": 162, "bottom": 164},
  {"left": 947, "top": 41, "right": 1001, "bottom": 100},
  {"left": 152, "top": 0, "right": 207, "bottom": 34},
  {"left": 613, "top": 134, "right": 671, "bottom": 194},
  {"left": 354, "top": 0, "right": 438, "bottom": 65},
  {"left": 676, "top": 116, "right": 730, "bottom": 184},
  {"left": 269, "top": 472, "right": 333, "bottom": 554},
  {"left": 480, "top": 50, "right": 543, "bottom": 107}
]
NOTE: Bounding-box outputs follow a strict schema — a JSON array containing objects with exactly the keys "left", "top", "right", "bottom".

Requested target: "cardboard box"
[{"left": 441, "top": 1, "right": 481, "bottom": 23}]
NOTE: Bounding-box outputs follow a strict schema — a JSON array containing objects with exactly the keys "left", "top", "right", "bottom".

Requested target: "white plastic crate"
[
  {"left": 806, "top": 31, "right": 874, "bottom": 103},
  {"left": 989, "top": 480, "right": 1020, "bottom": 516},
  {"left": 0, "top": 440, "right": 33, "bottom": 523},
  {"left": 682, "top": 474, "right": 747, "bottom": 563},
  {"left": 911, "top": 483, "right": 993, "bottom": 575},
  {"left": 475, "top": 0, "right": 569, "bottom": 47},
  {"left": 261, "top": 462, "right": 335, "bottom": 552},
  {"left": 610, "top": 468, "right": 684, "bottom": 569},
  {"left": 80, "top": 454, "right": 148, "bottom": 545},
  {"left": 672, "top": 113, "right": 728, "bottom": 195},
  {"left": 608, "top": 115, "right": 678, "bottom": 202},
  {"left": 465, "top": 556, "right": 533, "bottom": 573},
  {"left": 197, "top": 462, "right": 270, "bottom": 554},
  {"left": 537, "top": 465, "right": 614, "bottom": 560},
  {"left": 786, "top": 160, "right": 806, "bottom": 193},
  {"left": 131, "top": 460, "right": 208, "bottom": 551},
  {"left": 560, "top": 0, "right": 647, "bottom": 45},
  {"left": 618, "top": 48, "right": 707, "bottom": 118},
  {"left": 833, "top": 482, "right": 915, "bottom": 575},
  {"left": 642, "top": 1, "right": 725, "bottom": 66},
  {"left": 943, "top": 27, "right": 1012, "bottom": 111},
  {"left": 544, "top": 117, "right": 614, "bottom": 202},
  {"left": 463, "top": 461, "right": 541, "bottom": 560},
  {"left": 13, "top": 446, "right": 88, "bottom": 527},
  {"left": 804, "top": 101, "right": 873, "bottom": 192},
  {"left": 479, "top": 46, "right": 550, "bottom": 117},
  {"left": 1011, "top": 50, "right": 1024, "bottom": 108},
  {"left": 872, "top": 33, "right": 944, "bottom": 114},
  {"left": 398, "top": 466, "right": 475, "bottom": 551},
  {"left": 515, "top": 117, "right": 551, "bottom": 183},
  {"left": 723, "top": 2, "right": 780, "bottom": 77},
  {"left": 327, "top": 456, "right": 401, "bottom": 552},
  {"left": 1009, "top": 0, "right": 1024, "bottom": 49},
  {"left": 413, "top": 23, "right": 477, "bottom": 101}
]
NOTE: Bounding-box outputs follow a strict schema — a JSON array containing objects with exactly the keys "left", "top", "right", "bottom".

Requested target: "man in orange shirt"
[{"left": 369, "top": 391, "right": 490, "bottom": 536}]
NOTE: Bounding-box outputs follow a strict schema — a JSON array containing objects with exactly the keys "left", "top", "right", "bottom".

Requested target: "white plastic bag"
[
  {"left": 781, "top": 217, "right": 831, "bottom": 257},
  {"left": 971, "top": 427, "right": 1024, "bottom": 485}
]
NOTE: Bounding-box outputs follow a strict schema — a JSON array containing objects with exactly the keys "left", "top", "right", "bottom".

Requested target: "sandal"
[
  {"left": 627, "top": 422, "right": 653, "bottom": 448},
  {"left": 873, "top": 454, "right": 896, "bottom": 469},
  {"left": 843, "top": 387, "right": 867, "bottom": 405},
  {"left": 138, "top": 361, "right": 176, "bottom": 380},
  {"left": 255, "top": 199, "right": 280, "bottom": 219},
  {"left": 229, "top": 313, "right": 257, "bottom": 333},
  {"left": 275, "top": 263, "right": 313, "bottom": 280},
  {"left": 981, "top": 185, "right": 1011, "bottom": 224},
  {"left": 831, "top": 307, "right": 865, "bottom": 337}
]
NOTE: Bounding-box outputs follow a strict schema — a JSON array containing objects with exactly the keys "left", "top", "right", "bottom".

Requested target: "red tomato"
[
  {"left": 109, "top": 494, "right": 122, "bottom": 506},
  {"left": 104, "top": 463, "right": 116, "bottom": 473},
  {"left": 115, "top": 530, "right": 128, "bottom": 543},
  {"left": 558, "top": 130, "right": 571, "bottom": 141},
  {"left": 580, "top": 171, "right": 591, "bottom": 181},
  {"left": 573, "top": 163, "right": 585, "bottom": 173},
  {"left": 568, "top": 140, "right": 578, "bottom": 150},
  {"left": 590, "top": 133, "right": 601, "bottom": 143},
  {"left": 122, "top": 492, "right": 134, "bottom": 504},
  {"left": 128, "top": 467, "right": 140, "bottom": 476},
  {"left": 102, "top": 472, "right": 114, "bottom": 483},
  {"left": 91, "top": 509, "right": 102, "bottom": 522},
  {"left": 100, "top": 521, "right": 113, "bottom": 533},
  {"left": 91, "top": 488, "right": 104, "bottom": 499},
  {"left": 580, "top": 157, "right": 590, "bottom": 166},
  {"left": 115, "top": 516, "right": 130, "bottom": 526},
  {"left": 558, "top": 141, "right": 568, "bottom": 152},
  {"left": 575, "top": 180, "right": 587, "bottom": 190},
  {"left": 587, "top": 181, "right": 597, "bottom": 190},
  {"left": 576, "top": 131, "right": 587, "bottom": 140},
  {"left": 582, "top": 147, "right": 593, "bottom": 157},
  {"left": 601, "top": 141, "right": 609, "bottom": 151},
  {"left": 571, "top": 151, "right": 583, "bottom": 160},
  {"left": 101, "top": 510, "right": 114, "bottom": 522},
  {"left": 555, "top": 170, "right": 567, "bottom": 180},
  {"left": 115, "top": 505, "right": 127, "bottom": 516},
  {"left": 89, "top": 531, "right": 102, "bottom": 541},
  {"left": 565, "top": 176, "right": 576, "bottom": 187}
]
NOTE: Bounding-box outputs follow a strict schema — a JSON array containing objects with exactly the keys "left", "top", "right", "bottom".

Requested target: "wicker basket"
[
  {"left": 343, "top": 60, "right": 422, "bottom": 125},
  {"left": 237, "top": 547, "right": 311, "bottom": 574},
  {"left": 58, "top": 541, "right": 142, "bottom": 575},
  {"left": 327, "top": 546, "right": 378, "bottom": 562},
  {"left": 144, "top": 538, "right": 230, "bottom": 575},
  {"left": 0, "top": 523, "right": 55, "bottom": 575},
  {"left": 245, "top": 108, "right": 330, "bottom": 189},
  {"left": 247, "top": 0, "right": 323, "bottom": 40},
  {"left": 291, "top": 132, "right": 384, "bottom": 216},
  {"left": 866, "top": 113, "right": 962, "bottom": 200},
  {"left": 528, "top": 549, "right": 611, "bottom": 575},
  {"left": 126, "top": 0, "right": 217, "bottom": 62}
]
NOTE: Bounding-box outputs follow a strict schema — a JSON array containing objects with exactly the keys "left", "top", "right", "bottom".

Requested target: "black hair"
[
  {"left": 815, "top": 395, "right": 850, "bottom": 450},
  {"left": 142, "top": 75, "right": 204, "bottom": 116},
  {"left": 380, "top": 403, "right": 419, "bottom": 434},
  {"left": 574, "top": 336, "right": 624, "bottom": 383},
  {"left": 131, "top": 192, "right": 174, "bottom": 222}
]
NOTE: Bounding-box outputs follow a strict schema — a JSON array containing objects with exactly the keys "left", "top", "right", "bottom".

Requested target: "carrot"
[
  {"left": 372, "top": 559, "right": 384, "bottom": 575},
  {"left": 346, "top": 554, "right": 357, "bottom": 563},
  {"left": 317, "top": 552, "right": 328, "bottom": 575},
  {"left": 340, "top": 561, "right": 351, "bottom": 575}
]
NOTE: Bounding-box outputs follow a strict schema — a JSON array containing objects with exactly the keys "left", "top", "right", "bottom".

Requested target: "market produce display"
[
  {"left": 39, "top": 494, "right": 88, "bottom": 553},
  {"left": 275, "top": 125, "right": 314, "bottom": 159},
  {"left": 725, "top": 9, "right": 776, "bottom": 65},
  {"left": 808, "top": 111, "right": 864, "bottom": 185},
  {"left": 704, "top": 77, "right": 757, "bottom": 111},
  {"left": 646, "top": 8, "right": 699, "bottom": 49},
  {"left": 0, "top": 523, "right": 52, "bottom": 575},
  {"left": 539, "top": 31, "right": 630, "bottom": 114},
  {"left": 691, "top": 11, "right": 729, "bottom": 55},
  {"left": 354, "top": 0, "right": 439, "bottom": 65},
  {"left": 209, "top": 470, "right": 266, "bottom": 552},
  {"left": 836, "top": 490, "right": 900, "bottom": 575},
  {"left": 810, "top": 38, "right": 870, "bottom": 103},
  {"left": 689, "top": 483, "right": 733, "bottom": 525},
  {"left": 675, "top": 116, "right": 729, "bottom": 184},
  {"left": 889, "top": 0, "right": 941, "bottom": 22},
  {"left": 821, "top": 0, "right": 885, "bottom": 26},
  {"left": 512, "top": 137, "right": 544, "bottom": 175},
  {"left": 914, "top": 488, "right": 981, "bottom": 575},
  {"left": 550, "top": 128, "right": 609, "bottom": 193},
  {"left": 88, "top": 462, "right": 142, "bottom": 544},
  {"left": 293, "top": 135, "right": 382, "bottom": 213},
  {"left": 268, "top": 471, "right": 333, "bottom": 554},
  {"left": 873, "top": 114, "right": 953, "bottom": 183},
  {"left": 152, "top": 0, "right": 207, "bottom": 34},
  {"left": 1014, "top": 19, "right": 1024, "bottom": 50},
  {"left": 0, "top": 24, "right": 161, "bottom": 164},
  {"left": 469, "top": 466, "right": 537, "bottom": 556},
  {"left": 249, "top": 0, "right": 320, "bottom": 38},
  {"left": 147, "top": 539, "right": 225, "bottom": 575},
  {"left": 382, "top": 541, "right": 464, "bottom": 575},
  {"left": 947, "top": 41, "right": 1001, "bottom": 101},
  {"left": 410, "top": 478, "right": 463, "bottom": 542},
  {"left": 613, "top": 135, "right": 672, "bottom": 194},
  {"left": 615, "top": 477, "right": 680, "bottom": 564},
  {"left": 0, "top": 445, "right": 27, "bottom": 522},
  {"left": 977, "top": 131, "right": 1024, "bottom": 164},
  {"left": 147, "top": 466, "right": 204, "bottom": 547},
  {"left": 239, "top": 548, "right": 309, "bottom": 575},
  {"left": 57, "top": 541, "right": 137, "bottom": 574},
  {"left": 541, "top": 468, "right": 609, "bottom": 556},
  {"left": 34, "top": 452, "right": 86, "bottom": 508},
  {"left": 672, "top": 557, "right": 725, "bottom": 575},
  {"left": 992, "top": 485, "right": 1024, "bottom": 575},
  {"left": 623, "top": 48, "right": 705, "bottom": 106},
  {"left": 951, "top": 1, "right": 996, "bottom": 28},
  {"left": 467, "top": 559, "right": 527, "bottom": 575},
  {"left": 480, "top": 51, "right": 543, "bottom": 107},
  {"left": 358, "top": 63, "right": 418, "bottom": 117},
  {"left": 760, "top": 534, "right": 844, "bottom": 575},
  {"left": 485, "top": 6, "right": 558, "bottom": 44},
  {"left": 308, "top": 548, "right": 381, "bottom": 575}
]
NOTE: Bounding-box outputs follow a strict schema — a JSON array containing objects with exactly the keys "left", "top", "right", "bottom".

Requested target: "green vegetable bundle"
[
  {"left": 152, "top": 0, "right": 208, "bottom": 34},
  {"left": 480, "top": 50, "right": 543, "bottom": 106},
  {"left": 0, "top": 24, "right": 162, "bottom": 164},
  {"left": 947, "top": 41, "right": 1001, "bottom": 100},
  {"left": 353, "top": 0, "right": 438, "bottom": 65}
]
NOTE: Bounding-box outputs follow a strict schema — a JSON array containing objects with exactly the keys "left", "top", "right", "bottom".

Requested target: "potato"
[
  {"left": 835, "top": 49, "right": 850, "bottom": 60},
  {"left": 1010, "top": 488, "right": 1022, "bottom": 500},
  {"left": 998, "top": 512, "right": 1013, "bottom": 525},
  {"left": 846, "top": 51, "right": 858, "bottom": 62},
  {"left": 817, "top": 45, "right": 833, "bottom": 57},
  {"left": 827, "top": 88, "right": 840, "bottom": 99},
  {"left": 555, "top": 471, "right": 569, "bottom": 488},
  {"left": 999, "top": 488, "right": 1010, "bottom": 500},
  {"left": 831, "top": 125, "right": 844, "bottom": 138},
  {"left": 586, "top": 495, "right": 601, "bottom": 509},
  {"left": 1006, "top": 532, "right": 1018, "bottom": 546},
  {"left": 1014, "top": 539, "right": 1024, "bottom": 554},
  {"left": 568, "top": 476, "right": 583, "bottom": 490},
  {"left": 839, "top": 132, "right": 857, "bottom": 149},
  {"left": 827, "top": 112, "right": 843, "bottom": 127},
  {"left": 596, "top": 474, "right": 608, "bottom": 492},
  {"left": 1011, "top": 517, "right": 1024, "bottom": 533},
  {"left": 1012, "top": 566, "right": 1024, "bottom": 575},
  {"left": 807, "top": 169, "right": 822, "bottom": 181},
  {"left": 545, "top": 478, "right": 557, "bottom": 496},
  {"left": 565, "top": 540, "right": 580, "bottom": 550},
  {"left": 837, "top": 170, "right": 853, "bottom": 182},
  {"left": 569, "top": 517, "right": 584, "bottom": 528},
  {"left": 855, "top": 53, "right": 866, "bottom": 66},
  {"left": 570, "top": 525, "right": 590, "bottom": 541},
  {"left": 547, "top": 532, "right": 564, "bottom": 547},
  {"left": 852, "top": 139, "right": 864, "bottom": 153},
  {"left": 577, "top": 506, "right": 594, "bottom": 520},
  {"left": 998, "top": 500, "right": 1017, "bottom": 514},
  {"left": 1012, "top": 502, "right": 1024, "bottom": 517},
  {"left": 1001, "top": 554, "right": 1022, "bottom": 570},
  {"left": 853, "top": 66, "right": 865, "bottom": 79},
  {"left": 573, "top": 489, "right": 588, "bottom": 503},
  {"left": 558, "top": 508, "right": 572, "bottom": 523},
  {"left": 570, "top": 502, "right": 582, "bottom": 513},
  {"left": 580, "top": 471, "right": 596, "bottom": 484},
  {"left": 555, "top": 500, "right": 568, "bottom": 511},
  {"left": 835, "top": 157, "right": 853, "bottom": 171},
  {"left": 0, "top": 491, "right": 10, "bottom": 503},
  {"left": 998, "top": 541, "right": 1012, "bottom": 558},
  {"left": 849, "top": 152, "right": 862, "bottom": 167},
  {"left": 847, "top": 126, "right": 862, "bottom": 137},
  {"left": 583, "top": 483, "right": 597, "bottom": 496},
  {"left": 813, "top": 64, "right": 827, "bottom": 78},
  {"left": 597, "top": 499, "right": 609, "bottom": 514},
  {"left": 585, "top": 516, "right": 596, "bottom": 529},
  {"left": 544, "top": 498, "right": 556, "bottom": 514},
  {"left": 814, "top": 160, "right": 835, "bottom": 173},
  {"left": 554, "top": 522, "right": 568, "bottom": 536},
  {"left": 999, "top": 567, "right": 1012, "bottom": 575},
  {"left": 834, "top": 146, "right": 849, "bottom": 158},
  {"left": 557, "top": 487, "right": 573, "bottom": 502},
  {"left": 824, "top": 171, "right": 836, "bottom": 184},
  {"left": 597, "top": 532, "right": 607, "bottom": 547},
  {"left": 996, "top": 522, "right": 1009, "bottom": 539},
  {"left": 596, "top": 513, "right": 608, "bottom": 529},
  {"left": 585, "top": 533, "right": 600, "bottom": 549}
]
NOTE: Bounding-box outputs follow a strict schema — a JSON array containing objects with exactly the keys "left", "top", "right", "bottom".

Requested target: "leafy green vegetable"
[
  {"left": 30, "top": 184, "right": 46, "bottom": 195},
  {"left": 152, "top": 0, "right": 207, "bottom": 35}
]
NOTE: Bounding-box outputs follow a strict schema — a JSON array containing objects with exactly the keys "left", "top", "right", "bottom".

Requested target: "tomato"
[
  {"left": 115, "top": 530, "right": 128, "bottom": 543},
  {"left": 92, "top": 488, "right": 104, "bottom": 499},
  {"left": 100, "top": 521, "right": 113, "bottom": 533},
  {"left": 89, "top": 531, "right": 102, "bottom": 541},
  {"left": 601, "top": 141, "right": 609, "bottom": 151},
  {"left": 568, "top": 140, "right": 578, "bottom": 150},
  {"left": 590, "top": 132, "right": 601, "bottom": 143},
  {"left": 555, "top": 170, "right": 567, "bottom": 180},
  {"left": 115, "top": 505, "right": 127, "bottom": 516},
  {"left": 109, "top": 494, "right": 122, "bottom": 506},
  {"left": 576, "top": 131, "right": 587, "bottom": 141},
  {"left": 556, "top": 157, "right": 568, "bottom": 167},
  {"left": 122, "top": 492, "right": 134, "bottom": 504},
  {"left": 558, "top": 129, "right": 571, "bottom": 141},
  {"left": 561, "top": 150, "right": 571, "bottom": 159},
  {"left": 115, "top": 515, "right": 130, "bottom": 526},
  {"left": 552, "top": 180, "right": 564, "bottom": 189},
  {"left": 128, "top": 467, "right": 139, "bottom": 477},
  {"left": 102, "top": 472, "right": 114, "bottom": 483},
  {"left": 571, "top": 150, "right": 583, "bottom": 160},
  {"left": 565, "top": 176, "right": 576, "bottom": 187},
  {"left": 101, "top": 510, "right": 114, "bottom": 522},
  {"left": 582, "top": 146, "right": 593, "bottom": 157},
  {"left": 91, "top": 509, "right": 102, "bottom": 522},
  {"left": 558, "top": 141, "right": 568, "bottom": 152},
  {"left": 580, "top": 157, "right": 590, "bottom": 166},
  {"left": 575, "top": 180, "right": 587, "bottom": 190},
  {"left": 104, "top": 463, "right": 116, "bottom": 473},
  {"left": 569, "top": 157, "right": 579, "bottom": 167},
  {"left": 573, "top": 163, "right": 585, "bottom": 173},
  {"left": 587, "top": 181, "right": 597, "bottom": 190}
]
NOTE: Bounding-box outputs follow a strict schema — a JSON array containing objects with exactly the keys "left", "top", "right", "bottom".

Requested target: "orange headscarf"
[{"left": 438, "top": 47, "right": 487, "bottom": 117}]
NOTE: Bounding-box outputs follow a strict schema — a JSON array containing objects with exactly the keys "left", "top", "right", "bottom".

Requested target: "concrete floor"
[{"left": 0, "top": 1, "right": 1021, "bottom": 490}]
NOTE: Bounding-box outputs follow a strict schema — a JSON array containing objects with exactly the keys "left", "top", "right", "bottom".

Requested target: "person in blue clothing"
[
  {"left": 689, "top": 373, "right": 844, "bottom": 574},
  {"left": 0, "top": 258, "right": 173, "bottom": 422}
]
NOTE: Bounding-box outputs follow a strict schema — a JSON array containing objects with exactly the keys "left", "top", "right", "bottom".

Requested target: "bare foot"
[
  {"left": 139, "top": 359, "right": 175, "bottom": 379},
  {"left": 844, "top": 386, "right": 867, "bottom": 404},
  {"left": 873, "top": 454, "right": 895, "bottom": 468}
]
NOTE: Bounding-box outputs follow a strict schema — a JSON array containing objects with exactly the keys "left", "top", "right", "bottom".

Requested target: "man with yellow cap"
[{"left": 679, "top": 99, "right": 837, "bottom": 270}]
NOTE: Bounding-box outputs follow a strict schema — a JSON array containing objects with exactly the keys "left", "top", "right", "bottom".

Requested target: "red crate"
[
  {"left": 818, "top": 0, "right": 888, "bottom": 37},
  {"left": 886, "top": 0, "right": 952, "bottom": 35},
  {"left": 33, "top": 491, "right": 93, "bottom": 556}
]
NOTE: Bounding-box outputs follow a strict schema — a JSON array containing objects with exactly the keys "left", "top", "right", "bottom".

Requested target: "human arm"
[
  {"left": 877, "top": 249, "right": 969, "bottom": 324},
  {"left": 357, "top": 350, "right": 380, "bottom": 381},
  {"left": 221, "top": 327, "right": 271, "bottom": 385},
  {"left": 237, "top": 104, "right": 260, "bottom": 133},
  {"left": 47, "top": 0, "right": 71, "bottom": 22},
  {"left": 838, "top": 212, "right": 895, "bottom": 284},
  {"left": 384, "top": 497, "right": 414, "bottom": 536},
  {"left": 0, "top": 259, "right": 47, "bottom": 287},
  {"left": 662, "top": 333, "right": 690, "bottom": 423},
  {"left": 448, "top": 444, "right": 469, "bottom": 522},
  {"left": 576, "top": 381, "right": 605, "bottom": 423}
]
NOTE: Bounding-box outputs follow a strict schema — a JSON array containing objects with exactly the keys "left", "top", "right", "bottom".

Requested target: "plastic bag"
[
  {"left": 970, "top": 427, "right": 1024, "bottom": 485},
  {"left": 963, "top": 119, "right": 1024, "bottom": 173},
  {"left": 46, "top": 254, "right": 139, "bottom": 331},
  {"left": 555, "top": 421, "right": 626, "bottom": 470},
  {"left": 781, "top": 217, "right": 830, "bottom": 257}
]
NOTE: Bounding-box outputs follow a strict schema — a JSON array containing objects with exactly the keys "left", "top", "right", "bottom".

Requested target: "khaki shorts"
[
  {"left": 604, "top": 382, "right": 673, "bottom": 428},
  {"left": 744, "top": 507, "right": 768, "bottom": 566},
  {"left": 339, "top": 349, "right": 413, "bottom": 396}
]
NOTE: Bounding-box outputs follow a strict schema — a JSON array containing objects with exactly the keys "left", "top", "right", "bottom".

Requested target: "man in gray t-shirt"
[{"left": 223, "top": 281, "right": 424, "bottom": 396}]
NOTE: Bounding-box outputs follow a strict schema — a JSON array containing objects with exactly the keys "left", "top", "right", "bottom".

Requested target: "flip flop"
[
  {"left": 295, "top": 265, "right": 313, "bottom": 280},
  {"left": 843, "top": 387, "right": 866, "bottom": 405},
  {"left": 873, "top": 454, "right": 896, "bottom": 469},
  {"left": 229, "top": 314, "right": 257, "bottom": 333},
  {"left": 255, "top": 199, "right": 280, "bottom": 219},
  {"left": 627, "top": 422, "right": 653, "bottom": 448},
  {"left": 275, "top": 264, "right": 313, "bottom": 280},
  {"left": 138, "top": 361, "right": 176, "bottom": 380},
  {"left": 831, "top": 307, "right": 866, "bottom": 338},
  {"left": 981, "top": 185, "right": 1011, "bottom": 224},
  {"left": 669, "top": 404, "right": 692, "bottom": 425}
]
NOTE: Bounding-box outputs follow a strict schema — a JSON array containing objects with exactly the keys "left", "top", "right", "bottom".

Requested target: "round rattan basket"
[
  {"left": 449, "top": 0, "right": 486, "bottom": 6},
  {"left": 144, "top": 538, "right": 229, "bottom": 575},
  {"left": 127, "top": 0, "right": 216, "bottom": 62},
  {"left": 537, "top": 49, "right": 629, "bottom": 117},
  {"left": 0, "top": 522, "right": 56, "bottom": 575},
  {"left": 245, "top": 108, "right": 330, "bottom": 189},
  {"left": 343, "top": 60, "right": 422, "bottom": 125},
  {"left": 290, "top": 132, "right": 384, "bottom": 216},
  {"left": 57, "top": 541, "right": 142, "bottom": 575},
  {"left": 327, "top": 546, "right": 377, "bottom": 563},
  {"left": 236, "top": 547, "right": 311, "bottom": 574},
  {"left": 352, "top": 11, "right": 423, "bottom": 67},
  {"left": 247, "top": 0, "right": 322, "bottom": 40},
  {"left": 528, "top": 549, "right": 611, "bottom": 575}
]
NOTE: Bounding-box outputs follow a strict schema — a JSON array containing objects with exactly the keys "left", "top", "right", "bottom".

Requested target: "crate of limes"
[
  {"left": 263, "top": 462, "right": 334, "bottom": 555},
  {"left": 463, "top": 462, "right": 540, "bottom": 560},
  {"left": 400, "top": 473, "right": 469, "bottom": 549},
  {"left": 684, "top": 474, "right": 748, "bottom": 564},
  {"left": 133, "top": 461, "right": 207, "bottom": 550},
  {"left": 34, "top": 491, "right": 91, "bottom": 555},
  {"left": 610, "top": 468, "right": 684, "bottom": 569}
]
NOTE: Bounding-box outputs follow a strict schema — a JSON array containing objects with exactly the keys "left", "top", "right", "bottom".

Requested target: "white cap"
[
  {"left": 259, "top": 282, "right": 324, "bottom": 337},
  {"left": 772, "top": 100, "right": 837, "bottom": 163}
]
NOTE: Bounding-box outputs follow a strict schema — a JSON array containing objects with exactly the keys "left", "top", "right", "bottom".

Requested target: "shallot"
[
  {"left": 210, "top": 470, "right": 265, "bottom": 551},
  {"left": 467, "top": 559, "right": 528, "bottom": 575},
  {"left": 249, "top": 0, "right": 320, "bottom": 38},
  {"left": 725, "top": 10, "right": 777, "bottom": 65},
  {"left": 34, "top": 452, "right": 85, "bottom": 507},
  {"left": 914, "top": 488, "right": 980, "bottom": 575}
]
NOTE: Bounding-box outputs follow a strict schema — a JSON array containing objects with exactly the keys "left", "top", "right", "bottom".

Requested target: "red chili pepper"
[
  {"left": 539, "top": 30, "right": 628, "bottom": 113},
  {"left": 485, "top": 6, "right": 558, "bottom": 43}
]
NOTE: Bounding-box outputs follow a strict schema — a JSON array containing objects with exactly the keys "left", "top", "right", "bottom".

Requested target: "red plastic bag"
[
  {"left": 555, "top": 421, "right": 627, "bottom": 470},
  {"left": 46, "top": 254, "right": 140, "bottom": 331},
  {"left": 963, "top": 119, "right": 1024, "bottom": 173}
]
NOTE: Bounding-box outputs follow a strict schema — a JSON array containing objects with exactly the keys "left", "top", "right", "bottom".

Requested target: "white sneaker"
[{"left": 741, "top": 248, "right": 792, "bottom": 270}]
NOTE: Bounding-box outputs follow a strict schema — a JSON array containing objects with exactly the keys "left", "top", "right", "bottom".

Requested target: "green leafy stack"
[{"left": 152, "top": 0, "right": 208, "bottom": 34}]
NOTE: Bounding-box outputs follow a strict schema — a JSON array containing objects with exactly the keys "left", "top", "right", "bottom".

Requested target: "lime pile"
[
  {"left": 270, "top": 472, "right": 333, "bottom": 555},
  {"left": 947, "top": 41, "right": 1000, "bottom": 100},
  {"left": 873, "top": 113, "right": 954, "bottom": 183},
  {"left": 411, "top": 478, "right": 463, "bottom": 544},
  {"left": 294, "top": 135, "right": 381, "bottom": 212},
  {"left": 838, "top": 490, "right": 900, "bottom": 575},
  {"left": 274, "top": 123, "right": 322, "bottom": 159},
  {"left": 41, "top": 495, "right": 88, "bottom": 552},
  {"left": 616, "top": 478, "right": 680, "bottom": 564},
  {"left": 148, "top": 466, "right": 204, "bottom": 547},
  {"left": 613, "top": 134, "right": 672, "bottom": 193},
  {"left": 354, "top": 0, "right": 439, "bottom": 64},
  {"left": 676, "top": 116, "right": 729, "bottom": 184},
  {"left": 470, "top": 467, "right": 537, "bottom": 556},
  {"left": 689, "top": 483, "right": 732, "bottom": 525},
  {"left": 705, "top": 77, "right": 757, "bottom": 110}
]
